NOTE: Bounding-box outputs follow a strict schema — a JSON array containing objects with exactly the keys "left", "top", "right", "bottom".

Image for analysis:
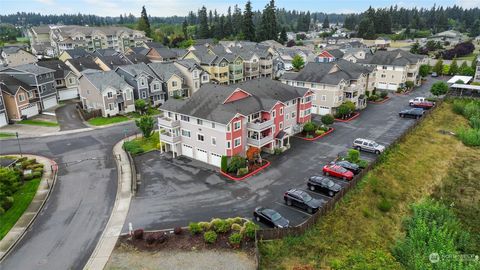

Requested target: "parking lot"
[{"left": 123, "top": 78, "right": 444, "bottom": 232}]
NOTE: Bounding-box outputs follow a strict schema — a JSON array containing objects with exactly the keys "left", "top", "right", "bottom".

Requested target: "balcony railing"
[
  {"left": 160, "top": 132, "right": 181, "bottom": 143},
  {"left": 247, "top": 118, "right": 274, "bottom": 131},
  {"left": 158, "top": 117, "right": 180, "bottom": 128},
  {"left": 247, "top": 133, "right": 274, "bottom": 147}
]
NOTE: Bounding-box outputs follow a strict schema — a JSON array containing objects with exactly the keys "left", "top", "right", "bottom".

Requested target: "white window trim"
[
  {"left": 234, "top": 137, "right": 241, "bottom": 148},
  {"left": 226, "top": 141, "right": 231, "bottom": 149},
  {"left": 279, "top": 121, "right": 283, "bottom": 130},
  {"left": 181, "top": 129, "right": 191, "bottom": 138},
  {"left": 233, "top": 120, "right": 241, "bottom": 131},
  {"left": 211, "top": 137, "right": 216, "bottom": 145},
  {"left": 280, "top": 107, "right": 283, "bottom": 115},
  {"left": 197, "top": 133, "right": 205, "bottom": 142}
]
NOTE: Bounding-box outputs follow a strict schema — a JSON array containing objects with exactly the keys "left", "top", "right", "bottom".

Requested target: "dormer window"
[
  {"left": 140, "top": 78, "right": 146, "bottom": 86},
  {"left": 107, "top": 92, "right": 113, "bottom": 98}
]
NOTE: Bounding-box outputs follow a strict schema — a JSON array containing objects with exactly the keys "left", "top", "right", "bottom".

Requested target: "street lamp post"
[{"left": 15, "top": 132, "right": 23, "bottom": 157}]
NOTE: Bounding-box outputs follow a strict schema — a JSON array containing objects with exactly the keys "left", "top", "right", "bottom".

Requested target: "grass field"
[
  {"left": 259, "top": 101, "right": 479, "bottom": 270},
  {"left": 17, "top": 119, "right": 59, "bottom": 127},
  {"left": 87, "top": 115, "right": 130, "bottom": 126},
  {"left": 0, "top": 178, "right": 41, "bottom": 240},
  {"left": 123, "top": 131, "right": 161, "bottom": 155},
  {"left": 457, "top": 53, "right": 478, "bottom": 61},
  {"left": 0, "top": 132, "right": 15, "bottom": 138}
]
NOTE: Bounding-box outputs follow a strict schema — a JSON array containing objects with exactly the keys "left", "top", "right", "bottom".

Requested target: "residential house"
[
  {"left": 148, "top": 62, "right": 189, "bottom": 98},
  {"left": 94, "top": 54, "right": 134, "bottom": 71},
  {"left": 183, "top": 46, "right": 230, "bottom": 85},
  {"left": 37, "top": 60, "right": 79, "bottom": 100},
  {"left": 229, "top": 45, "right": 274, "bottom": 79},
  {"left": 209, "top": 45, "right": 245, "bottom": 84},
  {"left": 65, "top": 57, "right": 102, "bottom": 76},
  {"left": 158, "top": 79, "right": 313, "bottom": 167},
  {"left": 78, "top": 70, "right": 135, "bottom": 117},
  {"left": 31, "top": 44, "right": 55, "bottom": 58},
  {"left": 357, "top": 49, "right": 427, "bottom": 90},
  {"left": 315, "top": 49, "right": 344, "bottom": 63},
  {"left": 173, "top": 59, "right": 210, "bottom": 94},
  {"left": 374, "top": 37, "right": 391, "bottom": 49},
  {"left": 0, "top": 64, "right": 58, "bottom": 111},
  {"left": 115, "top": 63, "right": 165, "bottom": 105},
  {"left": 474, "top": 57, "right": 480, "bottom": 82},
  {"left": 145, "top": 47, "right": 178, "bottom": 62},
  {"left": 0, "top": 74, "right": 40, "bottom": 120},
  {"left": 28, "top": 26, "right": 51, "bottom": 45},
  {"left": 58, "top": 48, "right": 92, "bottom": 62},
  {"left": 341, "top": 47, "right": 373, "bottom": 63},
  {"left": 0, "top": 47, "right": 38, "bottom": 67},
  {"left": 273, "top": 48, "right": 310, "bottom": 77},
  {"left": 428, "top": 30, "right": 467, "bottom": 45},
  {"left": 281, "top": 60, "right": 373, "bottom": 115}
]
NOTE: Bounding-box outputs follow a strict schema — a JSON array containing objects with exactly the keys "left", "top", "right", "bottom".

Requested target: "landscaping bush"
[
  {"left": 123, "top": 141, "right": 145, "bottom": 155},
  {"left": 1, "top": 196, "right": 14, "bottom": 210},
  {"left": 198, "top": 221, "right": 211, "bottom": 231},
  {"left": 243, "top": 221, "right": 258, "bottom": 239},
  {"left": 133, "top": 229, "right": 144, "bottom": 240},
  {"left": 315, "top": 129, "right": 325, "bottom": 136},
  {"left": 232, "top": 217, "right": 243, "bottom": 224},
  {"left": 204, "top": 231, "right": 217, "bottom": 244},
  {"left": 135, "top": 115, "right": 155, "bottom": 138},
  {"left": 368, "top": 94, "right": 379, "bottom": 101},
  {"left": 379, "top": 91, "right": 388, "bottom": 99},
  {"left": 302, "top": 121, "right": 316, "bottom": 135},
  {"left": 231, "top": 223, "right": 242, "bottom": 231},
  {"left": 365, "top": 90, "right": 370, "bottom": 97},
  {"left": 237, "top": 167, "right": 249, "bottom": 176},
  {"left": 173, "top": 227, "right": 182, "bottom": 235},
  {"left": 469, "top": 116, "right": 480, "bottom": 130},
  {"left": 274, "top": 148, "right": 283, "bottom": 155},
  {"left": 306, "top": 134, "right": 313, "bottom": 139},
  {"left": 221, "top": 155, "right": 228, "bottom": 172},
  {"left": 0, "top": 167, "right": 20, "bottom": 211},
  {"left": 430, "top": 81, "right": 449, "bottom": 96},
  {"left": 32, "top": 171, "right": 42, "bottom": 179},
  {"left": 189, "top": 222, "right": 202, "bottom": 235},
  {"left": 227, "top": 155, "right": 246, "bottom": 174},
  {"left": 211, "top": 219, "right": 230, "bottom": 233},
  {"left": 321, "top": 114, "right": 334, "bottom": 125},
  {"left": 346, "top": 149, "right": 360, "bottom": 163},
  {"left": 23, "top": 173, "right": 34, "bottom": 181},
  {"left": 396, "top": 88, "right": 403, "bottom": 94},
  {"left": 405, "top": 81, "right": 414, "bottom": 89},
  {"left": 229, "top": 232, "right": 243, "bottom": 246},
  {"left": 377, "top": 198, "right": 393, "bottom": 212},
  {"left": 357, "top": 159, "right": 369, "bottom": 169},
  {"left": 457, "top": 128, "right": 480, "bottom": 147},
  {"left": 145, "top": 234, "right": 156, "bottom": 245}
]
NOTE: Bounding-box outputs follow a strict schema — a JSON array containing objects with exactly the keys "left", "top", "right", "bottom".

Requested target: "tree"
[
  {"left": 134, "top": 99, "right": 147, "bottom": 114},
  {"left": 410, "top": 42, "right": 420, "bottom": 54},
  {"left": 279, "top": 27, "right": 287, "bottom": 45},
  {"left": 292, "top": 54, "right": 305, "bottom": 70},
  {"left": 286, "top": 40, "right": 296, "bottom": 47},
  {"left": 137, "top": 6, "right": 151, "bottom": 37},
  {"left": 242, "top": 1, "right": 255, "bottom": 41},
  {"left": 449, "top": 58, "right": 458, "bottom": 75},
  {"left": 224, "top": 6, "right": 233, "bottom": 37},
  {"left": 302, "top": 122, "right": 315, "bottom": 135},
  {"left": 358, "top": 18, "right": 375, "bottom": 39},
  {"left": 232, "top": 5, "right": 242, "bottom": 36},
  {"left": 432, "top": 59, "right": 443, "bottom": 75},
  {"left": 322, "top": 16, "right": 329, "bottom": 29},
  {"left": 198, "top": 6, "right": 209, "bottom": 38},
  {"left": 321, "top": 114, "right": 334, "bottom": 125},
  {"left": 182, "top": 20, "right": 189, "bottom": 39},
  {"left": 258, "top": 0, "right": 278, "bottom": 41},
  {"left": 135, "top": 115, "right": 155, "bottom": 138},
  {"left": 419, "top": 64, "right": 430, "bottom": 77},
  {"left": 430, "top": 81, "right": 449, "bottom": 96}
]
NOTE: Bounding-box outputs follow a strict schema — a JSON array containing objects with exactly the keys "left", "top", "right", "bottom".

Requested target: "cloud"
[
  {"left": 456, "top": 0, "right": 480, "bottom": 8},
  {"left": 34, "top": 0, "right": 55, "bottom": 5}
]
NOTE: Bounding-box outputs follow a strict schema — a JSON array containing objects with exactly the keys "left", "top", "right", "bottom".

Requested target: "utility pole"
[{"left": 15, "top": 132, "right": 23, "bottom": 157}]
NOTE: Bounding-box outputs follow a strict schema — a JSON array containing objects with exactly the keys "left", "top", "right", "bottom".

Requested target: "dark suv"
[
  {"left": 283, "top": 188, "right": 324, "bottom": 213},
  {"left": 307, "top": 176, "right": 342, "bottom": 197}
]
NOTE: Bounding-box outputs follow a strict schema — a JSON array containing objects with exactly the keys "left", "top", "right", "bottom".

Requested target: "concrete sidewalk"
[
  {"left": 0, "top": 155, "right": 58, "bottom": 262},
  {"left": 83, "top": 136, "right": 134, "bottom": 270}
]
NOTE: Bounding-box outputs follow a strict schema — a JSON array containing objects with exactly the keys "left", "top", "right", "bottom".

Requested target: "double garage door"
[
  {"left": 42, "top": 96, "right": 58, "bottom": 109},
  {"left": 0, "top": 113, "right": 7, "bottom": 127},
  {"left": 21, "top": 103, "right": 39, "bottom": 118},
  {"left": 181, "top": 144, "right": 222, "bottom": 167},
  {"left": 58, "top": 87, "right": 78, "bottom": 101},
  {"left": 377, "top": 82, "right": 397, "bottom": 91}
]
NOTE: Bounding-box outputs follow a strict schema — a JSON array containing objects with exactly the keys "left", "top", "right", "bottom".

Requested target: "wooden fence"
[
  {"left": 76, "top": 102, "right": 102, "bottom": 120},
  {"left": 255, "top": 99, "right": 444, "bottom": 241}
]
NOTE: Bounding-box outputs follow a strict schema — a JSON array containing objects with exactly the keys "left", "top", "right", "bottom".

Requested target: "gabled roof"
[
  {"left": 95, "top": 55, "right": 132, "bottom": 69},
  {"left": 150, "top": 47, "right": 178, "bottom": 59},
  {"left": 147, "top": 62, "right": 183, "bottom": 81},
  {"left": 66, "top": 57, "right": 101, "bottom": 72},
  {"left": 357, "top": 49, "right": 425, "bottom": 66},
  {"left": 62, "top": 48, "right": 91, "bottom": 59},
  {"left": 116, "top": 62, "right": 156, "bottom": 78},
  {"left": 1, "top": 46, "right": 23, "bottom": 54},
  {"left": 92, "top": 49, "right": 118, "bottom": 57},
  {"left": 124, "top": 54, "right": 151, "bottom": 64},
  {"left": 0, "top": 74, "right": 35, "bottom": 95},
  {"left": 144, "top": 42, "right": 165, "bottom": 49},
  {"left": 161, "top": 79, "right": 309, "bottom": 124},
  {"left": 81, "top": 70, "right": 130, "bottom": 93},
  {"left": 1, "top": 64, "right": 55, "bottom": 75},
  {"left": 175, "top": 59, "right": 203, "bottom": 71},
  {"left": 127, "top": 47, "right": 150, "bottom": 56},
  {"left": 325, "top": 49, "right": 344, "bottom": 59},
  {"left": 36, "top": 60, "right": 72, "bottom": 79}
]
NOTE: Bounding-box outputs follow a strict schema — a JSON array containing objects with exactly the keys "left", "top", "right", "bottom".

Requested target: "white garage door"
[
  {"left": 210, "top": 153, "right": 222, "bottom": 167},
  {"left": 196, "top": 148, "right": 208, "bottom": 163},
  {"left": 42, "top": 96, "right": 58, "bottom": 109},
  {"left": 58, "top": 88, "right": 78, "bottom": 101},
  {"left": 182, "top": 144, "right": 193, "bottom": 158},
  {"left": 318, "top": 107, "right": 330, "bottom": 115},
  {"left": 387, "top": 83, "right": 398, "bottom": 90},
  {"left": 377, "top": 83, "right": 388, "bottom": 90},
  {"left": 21, "top": 104, "right": 39, "bottom": 118},
  {"left": 0, "top": 113, "right": 7, "bottom": 127}
]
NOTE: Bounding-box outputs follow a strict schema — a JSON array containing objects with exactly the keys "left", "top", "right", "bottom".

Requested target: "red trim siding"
[
  {"left": 271, "top": 103, "right": 284, "bottom": 137},
  {"left": 224, "top": 89, "right": 250, "bottom": 104},
  {"left": 226, "top": 116, "right": 244, "bottom": 156}
]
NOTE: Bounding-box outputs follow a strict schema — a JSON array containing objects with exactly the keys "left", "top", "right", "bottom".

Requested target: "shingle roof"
[
  {"left": 125, "top": 54, "right": 151, "bottom": 64},
  {"left": 147, "top": 62, "right": 183, "bottom": 81},
  {"left": 117, "top": 62, "right": 155, "bottom": 78},
  {"left": 31, "top": 26, "right": 51, "bottom": 35},
  {"left": 284, "top": 59, "right": 373, "bottom": 85},
  {"left": 8, "top": 64, "right": 55, "bottom": 75},
  {"left": 0, "top": 74, "right": 35, "bottom": 95},
  {"left": 357, "top": 49, "right": 425, "bottom": 66},
  {"left": 63, "top": 48, "right": 92, "bottom": 59},
  {"left": 82, "top": 70, "right": 130, "bottom": 93},
  {"left": 36, "top": 60, "right": 71, "bottom": 79},
  {"left": 67, "top": 57, "right": 101, "bottom": 72},
  {"left": 96, "top": 55, "right": 132, "bottom": 69},
  {"left": 92, "top": 49, "right": 118, "bottom": 57},
  {"left": 128, "top": 47, "right": 150, "bottom": 56},
  {"left": 326, "top": 49, "right": 344, "bottom": 58},
  {"left": 2, "top": 46, "right": 23, "bottom": 54},
  {"left": 175, "top": 59, "right": 202, "bottom": 71},
  {"left": 152, "top": 47, "right": 178, "bottom": 59},
  {"left": 161, "top": 79, "right": 309, "bottom": 124}
]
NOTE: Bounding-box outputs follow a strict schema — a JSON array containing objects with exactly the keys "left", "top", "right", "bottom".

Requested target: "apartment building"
[
  {"left": 37, "top": 60, "right": 79, "bottom": 100},
  {"left": 0, "top": 47, "right": 38, "bottom": 67},
  {"left": 173, "top": 59, "right": 210, "bottom": 94},
  {"left": 281, "top": 60, "right": 373, "bottom": 115},
  {"left": 158, "top": 79, "right": 313, "bottom": 167},
  {"left": 148, "top": 62, "right": 189, "bottom": 98},
  {"left": 183, "top": 46, "right": 230, "bottom": 85},
  {"left": 357, "top": 49, "right": 426, "bottom": 91}
]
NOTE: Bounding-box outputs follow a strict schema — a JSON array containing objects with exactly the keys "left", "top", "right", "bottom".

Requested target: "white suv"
[{"left": 353, "top": 138, "right": 385, "bottom": 154}]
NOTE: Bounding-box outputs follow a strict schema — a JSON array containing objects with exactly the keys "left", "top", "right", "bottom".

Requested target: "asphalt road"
[
  {"left": 55, "top": 101, "right": 88, "bottom": 131},
  {"left": 0, "top": 122, "right": 137, "bottom": 270},
  {"left": 124, "top": 77, "right": 443, "bottom": 231}
]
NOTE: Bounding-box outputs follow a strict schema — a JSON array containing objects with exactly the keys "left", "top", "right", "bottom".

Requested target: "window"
[
  {"left": 305, "top": 96, "right": 312, "bottom": 102},
  {"left": 181, "top": 129, "right": 191, "bottom": 137},
  {"left": 305, "top": 109, "right": 311, "bottom": 115},
  {"left": 211, "top": 137, "right": 216, "bottom": 145},
  {"left": 69, "top": 77, "right": 75, "bottom": 84},
  {"left": 172, "top": 81, "right": 178, "bottom": 87},
  {"left": 140, "top": 78, "right": 146, "bottom": 86},
  {"left": 226, "top": 124, "right": 231, "bottom": 132},
  {"left": 107, "top": 92, "right": 113, "bottom": 98},
  {"left": 280, "top": 108, "right": 283, "bottom": 115},
  {"left": 322, "top": 95, "right": 327, "bottom": 101},
  {"left": 272, "top": 110, "right": 276, "bottom": 118},
  {"left": 197, "top": 133, "right": 204, "bottom": 141},
  {"left": 291, "top": 111, "right": 296, "bottom": 118},
  {"left": 197, "top": 119, "right": 203, "bottom": 125},
  {"left": 56, "top": 80, "right": 62, "bottom": 85},
  {"left": 41, "top": 85, "right": 46, "bottom": 93},
  {"left": 382, "top": 66, "right": 387, "bottom": 70},
  {"left": 211, "top": 122, "right": 215, "bottom": 128},
  {"left": 233, "top": 121, "right": 241, "bottom": 131},
  {"left": 181, "top": 115, "right": 190, "bottom": 122},
  {"left": 108, "top": 103, "right": 114, "bottom": 110},
  {"left": 292, "top": 99, "right": 296, "bottom": 104},
  {"left": 193, "top": 70, "right": 199, "bottom": 78},
  {"left": 311, "top": 83, "right": 317, "bottom": 88},
  {"left": 286, "top": 114, "right": 289, "bottom": 120},
  {"left": 234, "top": 137, "right": 241, "bottom": 148},
  {"left": 18, "top": 93, "right": 25, "bottom": 102},
  {"left": 202, "top": 75, "right": 208, "bottom": 82},
  {"left": 27, "top": 91, "right": 33, "bottom": 98},
  {"left": 226, "top": 141, "right": 231, "bottom": 149},
  {"left": 126, "top": 90, "right": 132, "bottom": 100},
  {"left": 141, "top": 92, "right": 147, "bottom": 99},
  {"left": 279, "top": 122, "right": 283, "bottom": 130},
  {"left": 153, "top": 83, "right": 160, "bottom": 90}
]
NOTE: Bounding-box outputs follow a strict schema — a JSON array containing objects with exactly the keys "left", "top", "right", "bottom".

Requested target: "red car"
[
  {"left": 322, "top": 164, "right": 354, "bottom": 181},
  {"left": 411, "top": 101, "right": 435, "bottom": 109}
]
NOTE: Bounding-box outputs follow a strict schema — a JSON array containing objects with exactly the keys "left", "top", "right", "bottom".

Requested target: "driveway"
[
  {"left": 124, "top": 78, "right": 443, "bottom": 231},
  {"left": 55, "top": 101, "right": 88, "bottom": 131}
]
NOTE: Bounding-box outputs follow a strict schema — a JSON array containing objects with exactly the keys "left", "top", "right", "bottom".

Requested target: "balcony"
[
  {"left": 158, "top": 116, "right": 180, "bottom": 128},
  {"left": 160, "top": 132, "right": 181, "bottom": 143},
  {"left": 247, "top": 118, "right": 274, "bottom": 131},
  {"left": 247, "top": 133, "right": 274, "bottom": 147}
]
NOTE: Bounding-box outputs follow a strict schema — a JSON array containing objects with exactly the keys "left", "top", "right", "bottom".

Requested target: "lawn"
[
  {"left": 123, "top": 131, "right": 161, "bottom": 155},
  {"left": 87, "top": 115, "right": 130, "bottom": 126},
  {"left": 258, "top": 101, "right": 479, "bottom": 269},
  {"left": 0, "top": 178, "right": 41, "bottom": 240},
  {"left": 0, "top": 132, "right": 15, "bottom": 138},
  {"left": 18, "top": 119, "right": 59, "bottom": 127},
  {"left": 456, "top": 53, "right": 478, "bottom": 61}
]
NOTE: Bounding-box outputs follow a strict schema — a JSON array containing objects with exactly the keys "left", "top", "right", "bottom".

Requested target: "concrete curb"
[
  {"left": 82, "top": 135, "right": 134, "bottom": 270},
  {"left": 0, "top": 154, "right": 58, "bottom": 262}
]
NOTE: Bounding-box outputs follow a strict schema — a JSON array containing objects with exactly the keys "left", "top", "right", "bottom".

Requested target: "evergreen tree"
[
  {"left": 242, "top": 1, "right": 255, "bottom": 41},
  {"left": 232, "top": 5, "right": 243, "bottom": 36},
  {"left": 279, "top": 27, "right": 288, "bottom": 44},
  {"left": 182, "top": 19, "right": 188, "bottom": 39},
  {"left": 449, "top": 58, "right": 459, "bottom": 75},
  {"left": 358, "top": 18, "right": 375, "bottom": 39},
  {"left": 410, "top": 42, "right": 420, "bottom": 54},
  {"left": 258, "top": 0, "right": 278, "bottom": 41},
  {"left": 224, "top": 7, "right": 233, "bottom": 38},
  {"left": 322, "top": 15, "right": 329, "bottom": 29},
  {"left": 137, "top": 6, "right": 151, "bottom": 37},
  {"left": 198, "top": 6, "right": 209, "bottom": 38},
  {"left": 119, "top": 14, "right": 124, "bottom": 24},
  {"left": 432, "top": 59, "right": 444, "bottom": 75}
]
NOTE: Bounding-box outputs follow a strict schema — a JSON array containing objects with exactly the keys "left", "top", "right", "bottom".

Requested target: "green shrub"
[
  {"left": 452, "top": 100, "right": 466, "bottom": 115},
  {"left": 274, "top": 148, "right": 283, "bottom": 155},
  {"left": 321, "top": 114, "right": 334, "bottom": 125},
  {"left": 368, "top": 94, "right": 379, "bottom": 101},
  {"left": 189, "top": 222, "right": 202, "bottom": 235},
  {"left": 243, "top": 221, "right": 258, "bottom": 239},
  {"left": 463, "top": 102, "right": 480, "bottom": 119},
  {"left": 357, "top": 159, "right": 369, "bottom": 169},
  {"left": 23, "top": 173, "right": 34, "bottom": 181},
  {"left": 377, "top": 198, "right": 393, "bottom": 212},
  {"left": 405, "top": 81, "right": 414, "bottom": 89},
  {"left": 229, "top": 232, "right": 243, "bottom": 245},
  {"left": 211, "top": 219, "right": 230, "bottom": 233},
  {"left": 198, "top": 222, "right": 211, "bottom": 231},
  {"left": 430, "top": 81, "right": 449, "bottom": 96},
  {"left": 306, "top": 134, "right": 313, "bottom": 139},
  {"left": 457, "top": 127, "right": 480, "bottom": 146},
  {"left": 315, "top": 129, "right": 325, "bottom": 136},
  {"left": 2, "top": 196, "right": 14, "bottom": 210},
  {"left": 346, "top": 149, "right": 360, "bottom": 163},
  {"left": 302, "top": 121, "right": 316, "bottom": 135},
  {"left": 34, "top": 168, "right": 43, "bottom": 174},
  {"left": 231, "top": 223, "right": 242, "bottom": 231},
  {"left": 469, "top": 116, "right": 480, "bottom": 129},
  {"left": 123, "top": 141, "right": 144, "bottom": 155},
  {"left": 396, "top": 88, "right": 403, "bottom": 93},
  {"left": 379, "top": 91, "right": 388, "bottom": 99},
  {"left": 227, "top": 155, "right": 246, "bottom": 173},
  {"left": 232, "top": 217, "right": 243, "bottom": 224},
  {"left": 365, "top": 90, "right": 370, "bottom": 97},
  {"left": 237, "top": 167, "right": 249, "bottom": 176},
  {"left": 204, "top": 231, "right": 217, "bottom": 244},
  {"left": 32, "top": 171, "right": 42, "bottom": 179},
  {"left": 221, "top": 155, "right": 228, "bottom": 172}
]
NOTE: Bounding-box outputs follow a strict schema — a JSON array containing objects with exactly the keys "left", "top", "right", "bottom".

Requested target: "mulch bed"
[
  {"left": 296, "top": 127, "right": 335, "bottom": 141},
  {"left": 335, "top": 112, "right": 361, "bottom": 122},
  {"left": 395, "top": 89, "right": 414, "bottom": 96},
  {"left": 220, "top": 160, "right": 270, "bottom": 181},
  {"left": 117, "top": 231, "right": 256, "bottom": 255},
  {"left": 368, "top": 96, "right": 391, "bottom": 104}
]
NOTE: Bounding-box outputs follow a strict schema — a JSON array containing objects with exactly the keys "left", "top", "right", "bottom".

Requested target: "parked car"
[
  {"left": 431, "top": 72, "right": 438, "bottom": 77},
  {"left": 353, "top": 138, "right": 386, "bottom": 154},
  {"left": 253, "top": 207, "right": 290, "bottom": 228},
  {"left": 307, "top": 176, "right": 342, "bottom": 197},
  {"left": 409, "top": 97, "right": 426, "bottom": 106},
  {"left": 283, "top": 189, "right": 324, "bottom": 214},
  {"left": 322, "top": 164, "right": 354, "bottom": 180},
  {"left": 334, "top": 160, "right": 361, "bottom": 174},
  {"left": 411, "top": 101, "right": 435, "bottom": 109},
  {"left": 399, "top": 108, "right": 425, "bottom": 119}
]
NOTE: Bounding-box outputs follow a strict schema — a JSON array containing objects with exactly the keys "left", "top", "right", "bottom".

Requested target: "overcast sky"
[{"left": 1, "top": 0, "right": 479, "bottom": 17}]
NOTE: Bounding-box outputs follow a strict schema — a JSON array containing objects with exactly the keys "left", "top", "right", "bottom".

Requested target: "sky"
[{"left": 1, "top": 0, "right": 479, "bottom": 17}]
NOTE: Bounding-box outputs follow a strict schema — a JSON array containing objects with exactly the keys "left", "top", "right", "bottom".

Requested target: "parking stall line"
[{"left": 273, "top": 201, "right": 313, "bottom": 217}]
